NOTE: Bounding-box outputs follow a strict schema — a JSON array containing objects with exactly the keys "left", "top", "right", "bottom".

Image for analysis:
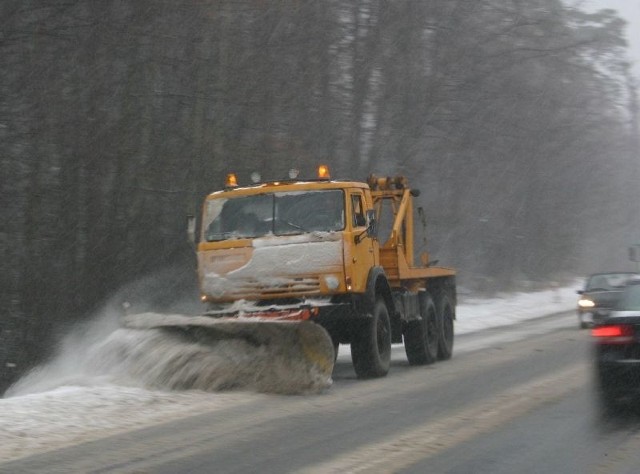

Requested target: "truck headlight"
[
  {"left": 324, "top": 275, "right": 340, "bottom": 291},
  {"left": 578, "top": 298, "right": 595, "bottom": 308}
]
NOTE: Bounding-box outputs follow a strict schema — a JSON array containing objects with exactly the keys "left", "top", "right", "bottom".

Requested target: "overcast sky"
[{"left": 576, "top": 0, "right": 640, "bottom": 79}]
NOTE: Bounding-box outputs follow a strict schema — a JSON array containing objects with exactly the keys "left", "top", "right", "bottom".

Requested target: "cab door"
[{"left": 347, "top": 191, "right": 377, "bottom": 292}]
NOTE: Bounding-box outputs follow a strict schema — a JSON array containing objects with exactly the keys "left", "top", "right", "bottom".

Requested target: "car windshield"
[
  {"left": 615, "top": 283, "right": 640, "bottom": 311},
  {"left": 585, "top": 273, "right": 635, "bottom": 291},
  {"left": 202, "top": 189, "right": 345, "bottom": 241}
]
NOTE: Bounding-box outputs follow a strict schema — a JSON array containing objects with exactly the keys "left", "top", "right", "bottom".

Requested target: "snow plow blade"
[{"left": 122, "top": 313, "right": 335, "bottom": 394}]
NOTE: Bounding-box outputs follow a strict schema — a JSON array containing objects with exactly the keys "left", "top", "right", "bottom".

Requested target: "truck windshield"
[{"left": 203, "top": 189, "right": 345, "bottom": 241}]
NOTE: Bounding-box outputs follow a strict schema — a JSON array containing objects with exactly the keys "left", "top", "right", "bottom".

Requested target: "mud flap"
[{"left": 123, "top": 313, "right": 335, "bottom": 394}]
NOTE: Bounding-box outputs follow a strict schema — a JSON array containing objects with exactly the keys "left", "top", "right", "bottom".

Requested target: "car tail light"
[{"left": 591, "top": 324, "right": 635, "bottom": 344}]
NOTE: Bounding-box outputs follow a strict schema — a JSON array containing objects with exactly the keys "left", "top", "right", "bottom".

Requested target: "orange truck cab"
[{"left": 195, "top": 167, "right": 456, "bottom": 378}]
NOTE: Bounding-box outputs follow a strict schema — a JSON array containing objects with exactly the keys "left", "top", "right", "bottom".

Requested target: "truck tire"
[
  {"left": 351, "top": 298, "right": 391, "bottom": 378},
  {"left": 437, "top": 293, "right": 454, "bottom": 360},
  {"left": 404, "top": 292, "right": 438, "bottom": 365}
]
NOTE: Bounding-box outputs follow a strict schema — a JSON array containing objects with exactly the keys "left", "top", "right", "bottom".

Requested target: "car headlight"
[{"left": 578, "top": 298, "right": 595, "bottom": 308}]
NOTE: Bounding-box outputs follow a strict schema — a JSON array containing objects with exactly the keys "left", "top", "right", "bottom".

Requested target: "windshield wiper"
[{"left": 280, "top": 220, "right": 308, "bottom": 232}]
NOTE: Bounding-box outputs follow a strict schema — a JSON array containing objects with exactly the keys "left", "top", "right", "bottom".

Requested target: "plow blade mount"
[{"left": 122, "top": 313, "right": 335, "bottom": 394}]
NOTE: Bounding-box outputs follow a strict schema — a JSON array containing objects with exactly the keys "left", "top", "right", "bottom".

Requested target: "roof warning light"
[
  {"left": 225, "top": 173, "right": 238, "bottom": 188},
  {"left": 318, "top": 165, "right": 331, "bottom": 180}
]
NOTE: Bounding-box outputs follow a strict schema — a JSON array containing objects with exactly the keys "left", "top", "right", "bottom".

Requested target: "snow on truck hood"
[{"left": 200, "top": 232, "right": 343, "bottom": 298}]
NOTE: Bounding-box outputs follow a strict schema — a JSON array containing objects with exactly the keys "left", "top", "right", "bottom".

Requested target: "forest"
[{"left": 1, "top": 0, "right": 638, "bottom": 392}]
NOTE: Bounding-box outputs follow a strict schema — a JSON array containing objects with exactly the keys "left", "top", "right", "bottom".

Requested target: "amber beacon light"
[
  {"left": 318, "top": 165, "right": 331, "bottom": 179},
  {"left": 225, "top": 173, "right": 238, "bottom": 188}
]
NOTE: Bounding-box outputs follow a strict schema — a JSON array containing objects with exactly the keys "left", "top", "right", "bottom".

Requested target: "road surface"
[{"left": 4, "top": 311, "right": 640, "bottom": 473}]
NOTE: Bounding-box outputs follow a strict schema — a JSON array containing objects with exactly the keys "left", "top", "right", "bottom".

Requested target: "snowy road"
[{"left": 0, "top": 284, "right": 582, "bottom": 469}]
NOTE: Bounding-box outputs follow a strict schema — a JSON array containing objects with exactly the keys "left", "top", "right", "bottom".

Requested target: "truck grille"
[{"left": 230, "top": 277, "right": 321, "bottom": 298}]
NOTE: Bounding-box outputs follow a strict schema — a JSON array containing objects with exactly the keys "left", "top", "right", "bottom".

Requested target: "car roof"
[
  {"left": 588, "top": 272, "right": 638, "bottom": 277},
  {"left": 589, "top": 270, "right": 640, "bottom": 276}
]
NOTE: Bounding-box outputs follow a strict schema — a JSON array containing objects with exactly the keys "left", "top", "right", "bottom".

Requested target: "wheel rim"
[
  {"left": 443, "top": 315, "right": 453, "bottom": 344},
  {"left": 376, "top": 316, "right": 390, "bottom": 355},
  {"left": 426, "top": 306, "right": 438, "bottom": 347},
  {"left": 440, "top": 299, "right": 454, "bottom": 354}
]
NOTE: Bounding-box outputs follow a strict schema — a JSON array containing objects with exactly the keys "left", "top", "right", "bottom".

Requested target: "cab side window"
[{"left": 351, "top": 194, "right": 366, "bottom": 227}]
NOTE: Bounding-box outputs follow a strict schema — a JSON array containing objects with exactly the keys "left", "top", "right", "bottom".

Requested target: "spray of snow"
[
  {"left": 6, "top": 310, "right": 331, "bottom": 398},
  {"left": 5, "top": 308, "right": 124, "bottom": 396},
  {"left": 6, "top": 261, "right": 335, "bottom": 398}
]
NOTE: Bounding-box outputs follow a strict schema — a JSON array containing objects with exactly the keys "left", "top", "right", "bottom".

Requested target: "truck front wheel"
[{"left": 351, "top": 298, "right": 391, "bottom": 378}]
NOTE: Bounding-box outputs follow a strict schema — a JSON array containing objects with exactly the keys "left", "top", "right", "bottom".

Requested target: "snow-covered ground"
[
  {"left": 0, "top": 283, "right": 581, "bottom": 463},
  {"left": 455, "top": 283, "right": 578, "bottom": 335}
]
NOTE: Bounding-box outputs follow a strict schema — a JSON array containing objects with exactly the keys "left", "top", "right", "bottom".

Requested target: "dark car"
[
  {"left": 577, "top": 272, "right": 638, "bottom": 329},
  {"left": 592, "top": 278, "right": 640, "bottom": 410}
]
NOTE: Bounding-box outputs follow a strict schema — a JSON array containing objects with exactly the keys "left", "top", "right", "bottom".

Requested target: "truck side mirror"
[
  {"left": 366, "top": 209, "right": 377, "bottom": 238},
  {"left": 355, "top": 210, "right": 378, "bottom": 244},
  {"left": 187, "top": 215, "right": 197, "bottom": 244}
]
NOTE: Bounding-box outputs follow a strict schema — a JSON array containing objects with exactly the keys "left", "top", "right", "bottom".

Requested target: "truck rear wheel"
[
  {"left": 351, "top": 298, "right": 391, "bottom": 378},
  {"left": 404, "top": 292, "right": 438, "bottom": 365},
  {"left": 437, "top": 293, "right": 454, "bottom": 360}
]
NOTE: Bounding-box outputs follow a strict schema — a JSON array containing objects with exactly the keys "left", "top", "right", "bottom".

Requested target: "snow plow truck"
[{"left": 126, "top": 166, "right": 456, "bottom": 389}]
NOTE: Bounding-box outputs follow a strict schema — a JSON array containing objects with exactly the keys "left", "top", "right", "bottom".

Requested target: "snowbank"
[{"left": 456, "top": 282, "right": 578, "bottom": 334}]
